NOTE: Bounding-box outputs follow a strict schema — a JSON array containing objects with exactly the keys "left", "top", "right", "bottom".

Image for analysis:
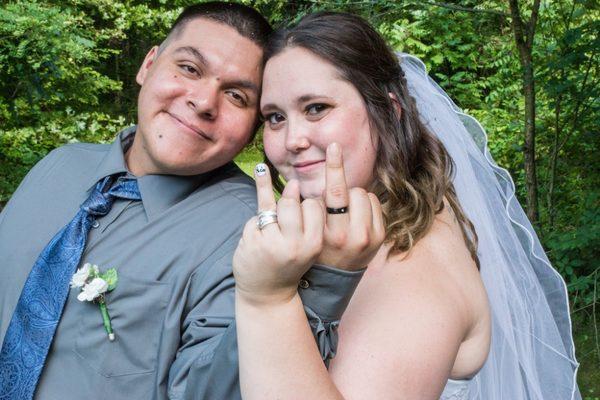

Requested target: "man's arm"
[{"left": 173, "top": 263, "right": 364, "bottom": 400}]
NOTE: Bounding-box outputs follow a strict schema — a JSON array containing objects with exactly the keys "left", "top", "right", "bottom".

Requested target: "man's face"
[{"left": 129, "top": 18, "right": 263, "bottom": 176}]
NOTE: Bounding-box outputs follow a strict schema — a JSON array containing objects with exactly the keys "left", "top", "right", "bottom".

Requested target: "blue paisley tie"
[{"left": 0, "top": 175, "right": 141, "bottom": 400}]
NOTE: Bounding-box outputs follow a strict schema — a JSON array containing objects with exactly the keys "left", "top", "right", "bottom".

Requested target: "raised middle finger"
[{"left": 324, "top": 143, "right": 350, "bottom": 229}]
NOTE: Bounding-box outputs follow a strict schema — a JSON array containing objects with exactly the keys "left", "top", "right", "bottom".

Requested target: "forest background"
[{"left": 0, "top": 0, "right": 598, "bottom": 395}]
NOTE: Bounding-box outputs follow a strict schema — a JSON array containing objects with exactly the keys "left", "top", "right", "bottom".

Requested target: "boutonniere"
[{"left": 70, "top": 263, "right": 119, "bottom": 341}]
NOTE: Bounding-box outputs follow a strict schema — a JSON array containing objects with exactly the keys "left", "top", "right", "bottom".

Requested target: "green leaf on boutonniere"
[{"left": 102, "top": 268, "right": 118, "bottom": 291}]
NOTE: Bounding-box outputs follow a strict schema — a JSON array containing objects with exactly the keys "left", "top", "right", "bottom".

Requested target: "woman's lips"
[{"left": 293, "top": 160, "right": 325, "bottom": 174}]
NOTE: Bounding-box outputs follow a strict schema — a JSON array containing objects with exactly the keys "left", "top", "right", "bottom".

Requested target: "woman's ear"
[{"left": 389, "top": 92, "right": 402, "bottom": 118}]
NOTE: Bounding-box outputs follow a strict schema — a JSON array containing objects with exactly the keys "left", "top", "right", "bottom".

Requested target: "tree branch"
[
  {"left": 419, "top": 1, "right": 510, "bottom": 17},
  {"left": 557, "top": 50, "right": 598, "bottom": 151},
  {"left": 508, "top": 0, "right": 527, "bottom": 49},
  {"left": 526, "top": 0, "right": 542, "bottom": 48}
]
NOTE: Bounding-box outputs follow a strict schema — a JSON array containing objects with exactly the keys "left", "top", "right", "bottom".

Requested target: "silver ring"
[{"left": 257, "top": 210, "right": 278, "bottom": 230}]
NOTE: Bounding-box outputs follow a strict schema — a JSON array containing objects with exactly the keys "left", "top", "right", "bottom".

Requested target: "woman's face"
[{"left": 261, "top": 47, "right": 378, "bottom": 199}]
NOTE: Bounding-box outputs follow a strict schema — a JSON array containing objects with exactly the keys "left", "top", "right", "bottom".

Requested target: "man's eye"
[
  {"left": 227, "top": 91, "right": 247, "bottom": 106},
  {"left": 180, "top": 64, "right": 199, "bottom": 75},
  {"left": 306, "top": 103, "right": 329, "bottom": 115}
]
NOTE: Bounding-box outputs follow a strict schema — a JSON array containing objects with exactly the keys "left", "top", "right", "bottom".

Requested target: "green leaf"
[{"left": 102, "top": 268, "right": 118, "bottom": 291}]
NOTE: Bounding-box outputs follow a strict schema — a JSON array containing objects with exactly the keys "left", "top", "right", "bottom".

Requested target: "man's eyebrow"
[
  {"left": 173, "top": 46, "right": 208, "bottom": 67},
  {"left": 228, "top": 80, "right": 259, "bottom": 95},
  {"left": 173, "top": 46, "right": 258, "bottom": 95}
]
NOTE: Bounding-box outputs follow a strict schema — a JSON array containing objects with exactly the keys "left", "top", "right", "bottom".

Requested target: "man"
[{"left": 0, "top": 3, "right": 362, "bottom": 399}]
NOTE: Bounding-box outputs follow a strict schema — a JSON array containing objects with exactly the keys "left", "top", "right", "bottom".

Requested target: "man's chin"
[{"left": 154, "top": 161, "right": 217, "bottom": 176}]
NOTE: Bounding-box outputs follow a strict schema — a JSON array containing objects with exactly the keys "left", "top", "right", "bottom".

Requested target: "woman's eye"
[
  {"left": 265, "top": 113, "right": 285, "bottom": 126},
  {"left": 305, "top": 103, "right": 329, "bottom": 116}
]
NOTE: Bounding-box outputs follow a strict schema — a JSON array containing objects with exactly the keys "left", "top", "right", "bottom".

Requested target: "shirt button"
[
  {"left": 91, "top": 220, "right": 100, "bottom": 229},
  {"left": 298, "top": 279, "right": 310, "bottom": 289}
]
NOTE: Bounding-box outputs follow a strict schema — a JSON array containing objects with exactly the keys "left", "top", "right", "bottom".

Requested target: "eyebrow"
[
  {"left": 173, "top": 46, "right": 259, "bottom": 95},
  {"left": 174, "top": 46, "right": 208, "bottom": 67},
  {"left": 261, "top": 94, "right": 334, "bottom": 113},
  {"left": 227, "top": 79, "right": 259, "bottom": 95}
]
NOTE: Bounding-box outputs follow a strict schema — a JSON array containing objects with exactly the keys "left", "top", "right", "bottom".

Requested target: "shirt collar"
[{"left": 89, "top": 125, "right": 230, "bottom": 221}]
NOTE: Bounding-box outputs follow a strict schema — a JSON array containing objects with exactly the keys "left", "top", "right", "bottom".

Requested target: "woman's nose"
[{"left": 285, "top": 120, "right": 311, "bottom": 152}]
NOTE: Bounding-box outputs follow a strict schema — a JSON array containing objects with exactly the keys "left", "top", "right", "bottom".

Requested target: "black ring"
[{"left": 326, "top": 206, "right": 349, "bottom": 214}]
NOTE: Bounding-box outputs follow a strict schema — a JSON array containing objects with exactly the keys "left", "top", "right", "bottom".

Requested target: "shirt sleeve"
[
  {"left": 167, "top": 240, "right": 238, "bottom": 400},
  {"left": 298, "top": 264, "right": 366, "bottom": 365},
  {"left": 0, "top": 148, "right": 64, "bottom": 226},
  {"left": 175, "top": 263, "right": 365, "bottom": 400}
]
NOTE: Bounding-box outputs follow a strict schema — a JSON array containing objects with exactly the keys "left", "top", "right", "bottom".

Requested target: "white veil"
[{"left": 398, "top": 53, "right": 580, "bottom": 399}]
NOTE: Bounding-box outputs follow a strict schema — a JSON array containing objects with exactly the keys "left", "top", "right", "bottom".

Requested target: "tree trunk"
[
  {"left": 547, "top": 93, "right": 562, "bottom": 228},
  {"left": 508, "top": 0, "right": 541, "bottom": 224},
  {"left": 522, "top": 54, "right": 539, "bottom": 223}
]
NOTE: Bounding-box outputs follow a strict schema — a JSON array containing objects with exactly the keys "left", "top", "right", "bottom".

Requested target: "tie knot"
[
  {"left": 81, "top": 176, "right": 142, "bottom": 216},
  {"left": 108, "top": 178, "right": 142, "bottom": 201}
]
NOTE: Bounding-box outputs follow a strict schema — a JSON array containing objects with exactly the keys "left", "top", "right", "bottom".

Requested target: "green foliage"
[
  {"left": 102, "top": 268, "right": 119, "bottom": 291},
  {"left": 547, "top": 192, "right": 600, "bottom": 307},
  {"left": 0, "top": 1, "right": 122, "bottom": 128}
]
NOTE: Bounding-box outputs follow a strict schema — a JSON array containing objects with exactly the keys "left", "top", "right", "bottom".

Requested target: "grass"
[
  {"left": 575, "top": 310, "right": 600, "bottom": 398},
  {"left": 233, "top": 146, "right": 600, "bottom": 395},
  {"left": 234, "top": 144, "right": 263, "bottom": 177}
]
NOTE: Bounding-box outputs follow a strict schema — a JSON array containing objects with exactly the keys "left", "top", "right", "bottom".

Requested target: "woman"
[{"left": 233, "top": 12, "right": 579, "bottom": 399}]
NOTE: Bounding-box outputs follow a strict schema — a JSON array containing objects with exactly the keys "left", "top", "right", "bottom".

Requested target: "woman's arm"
[
  {"left": 233, "top": 144, "right": 474, "bottom": 399},
  {"left": 236, "top": 249, "right": 472, "bottom": 400},
  {"left": 236, "top": 292, "right": 343, "bottom": 399},
  {"left": 233, "top": 144, "right": 381, "bottom": 399}
]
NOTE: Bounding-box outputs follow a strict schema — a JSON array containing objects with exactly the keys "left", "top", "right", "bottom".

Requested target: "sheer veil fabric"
[{"left": 398, "top": 53, "right": 580, "bottom": 399}]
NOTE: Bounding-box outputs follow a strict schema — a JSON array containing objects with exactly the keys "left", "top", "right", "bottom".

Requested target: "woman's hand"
[
  {"left": 233, "top": 164, "right": 324, "bottom": 306},
  {"left": 316, "top": 143, "right": 385, "bottom": 270},
  {"left": 233, "top": 142, "right": 385, "bottom": 305}
]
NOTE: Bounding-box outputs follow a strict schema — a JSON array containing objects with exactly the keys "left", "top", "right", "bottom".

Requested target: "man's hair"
[{"left": 158, "top": 2, "right": 272, "bottom": 54}]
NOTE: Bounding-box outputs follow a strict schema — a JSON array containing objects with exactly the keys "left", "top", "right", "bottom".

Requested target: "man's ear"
[
  {"left": 136, "top": 46, "right": 159, "bottom": 86},
  {"left": 389, "top": 92, "right": 402, "bottom": 118}
]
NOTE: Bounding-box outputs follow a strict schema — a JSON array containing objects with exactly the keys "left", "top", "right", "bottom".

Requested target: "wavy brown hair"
[{"left": 264, "top": 12, "right": 479, "bottom": 268}]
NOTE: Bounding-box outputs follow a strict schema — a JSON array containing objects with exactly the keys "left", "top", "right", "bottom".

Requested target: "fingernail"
[
  {"left": 328, "top": 143, "right": 340, "bottom": 156},
  {"left": 255, "top": 163, "right": 267, "bottom": 176}
]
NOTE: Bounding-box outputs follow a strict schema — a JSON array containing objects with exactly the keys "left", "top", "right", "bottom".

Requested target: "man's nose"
[
  {"left": 285, "top": 119, "right": 311, "bottom": 152},
  {"left": 187, "top": 81, "right": 219, "bottom": 120}
]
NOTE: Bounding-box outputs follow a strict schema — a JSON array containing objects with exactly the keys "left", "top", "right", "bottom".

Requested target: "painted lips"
[{"left": 293, "top": 160, "right": 325, "bottom": 174}]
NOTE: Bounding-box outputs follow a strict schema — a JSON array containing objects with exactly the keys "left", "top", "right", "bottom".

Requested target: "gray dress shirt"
[{"left": 0, "top": 127, "right": 363, "bottom": 399}]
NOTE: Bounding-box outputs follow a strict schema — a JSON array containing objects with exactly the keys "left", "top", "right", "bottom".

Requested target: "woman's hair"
[{"left": 265, "top": 11, "right": 479, "bottom": 267}]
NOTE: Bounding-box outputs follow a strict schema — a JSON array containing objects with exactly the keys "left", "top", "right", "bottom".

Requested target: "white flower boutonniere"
[{"left": 71, "top": 263, "right": 119, "bottom": 341}]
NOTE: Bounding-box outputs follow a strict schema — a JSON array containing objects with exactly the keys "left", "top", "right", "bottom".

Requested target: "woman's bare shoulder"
[
  {"left": 330, "top": 208, "right": 490, "bottom": 397},
  {"left": 390, "top": 206, "right": 491, "bottom": 377}
]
